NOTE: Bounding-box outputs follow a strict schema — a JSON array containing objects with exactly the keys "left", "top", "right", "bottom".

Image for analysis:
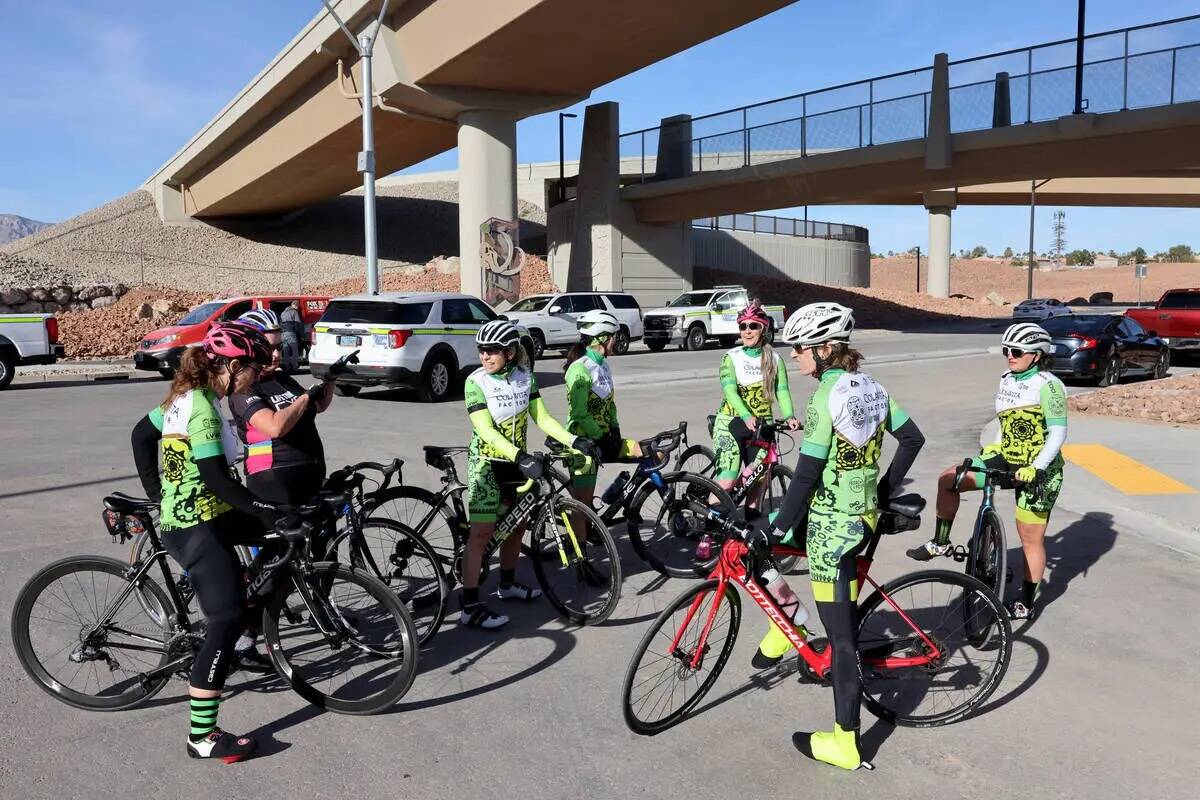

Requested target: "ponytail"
[
  {"left": 760, "top": 342, "right": 778, "bottom": 408},
  {"left": 562, "top": 336, "right": 591, "bottom": 373}
]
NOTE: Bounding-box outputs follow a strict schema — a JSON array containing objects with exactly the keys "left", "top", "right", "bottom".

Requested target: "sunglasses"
[
  {"left": 738, "top": 322, "right": 763, "bottom": 331},
  {"left": 269, "top": 344, "right": 284, "bottom": 354},
  {"left": 477, "top": 345, "right": 506, "bottom": 356},
  {"left": 593, "top": 334, "right": 612, "bottom": 344},
  {"left": 1002, "top": 346, "right": 1030, "bottom": 358}
]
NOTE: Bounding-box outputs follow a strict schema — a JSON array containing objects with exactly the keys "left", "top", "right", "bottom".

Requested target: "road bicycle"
[
  {"left": 415, "top": 446, "right": 622, "bottom": 625},
  {"left": 11, "top": 486, "right": 420, "bottom": 715},
  {"left": 621, "top": 494, "right": 1012, "bottom": 734}
]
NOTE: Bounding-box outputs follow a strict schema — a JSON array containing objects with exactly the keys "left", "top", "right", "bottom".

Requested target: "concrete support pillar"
[
  {"left": 457, "top": 110, "right": 517, "bottom": 298},
  {"left": 926, "top": 52, "right": 952, "bottom": 170},
  {"left": 655, "top": 114, "right": 693, "bottom": 180},
  {"left": 926, "top": 206, "right": 953, "bottom": 299},
  {"left": 567, "top": 102, "right": 621, "bottom": 291},
  {"left": 992, "top": 72, "right": 1011, "bottom": 127}
]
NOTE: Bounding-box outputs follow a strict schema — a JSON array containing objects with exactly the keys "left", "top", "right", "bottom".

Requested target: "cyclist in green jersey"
[
  {"left": 711, "top": 302, "right": 799, "bottom": 511},
  {"left": 767, "top": 303, "right": 925, "bottom": 771},
  {"left": 563, "top": 310, "right": 642, "bottom": 508},
  {"left": 129, "top": 323, "right": 286, "bottom": 763},
  {"left": 908, "top": 322, "right": 1067, "bottom": 621},
  {"left": 460, "top": 320, "right": 594, "bottom": 629}
]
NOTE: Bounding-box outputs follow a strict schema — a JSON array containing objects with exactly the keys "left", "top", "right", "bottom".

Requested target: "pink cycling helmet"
[
  {"left": 201, "top": 322, "right": 273, "bottom": 366},
  {"left": 737, "top": 302, "right": 771, "bottom": 327}
]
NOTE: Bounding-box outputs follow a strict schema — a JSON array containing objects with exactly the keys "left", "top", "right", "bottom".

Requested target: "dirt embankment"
[{"left": 1069, "top": 373, "right": 1200, "bottom": 425}]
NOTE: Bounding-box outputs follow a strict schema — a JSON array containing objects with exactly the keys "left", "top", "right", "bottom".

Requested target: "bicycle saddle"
[
  {"left": 103, "top": 493, "right": 158, "bottom": 514},
  {"left": 884, "top": 493, "right": 926, "bottom": 519},
  {"left": 424, "top": 445, "right": 467, "bottom": 468}
]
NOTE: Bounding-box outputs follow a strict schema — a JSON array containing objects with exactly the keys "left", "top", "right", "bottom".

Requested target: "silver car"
[{"left": 1012, "top": 297, "right": 1072, "bottom": 322}]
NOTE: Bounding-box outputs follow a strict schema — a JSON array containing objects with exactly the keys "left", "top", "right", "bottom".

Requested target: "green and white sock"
[
  {"left": 189, "top": 696, "right": 221, "bottom": 742},
  {"left": 933, "top": 517, "right": 953, "bottom": 546}
]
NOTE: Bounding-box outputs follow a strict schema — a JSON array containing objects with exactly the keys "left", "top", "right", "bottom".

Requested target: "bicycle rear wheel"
[
  {"left": 965, "top": 510, "right": 1007, "bottom": 646},
  {"left": 11, "top": 555, "right": 176, "bottom": 711},
  {"left": 621, "top": 579, "right": 741, "bottom": 735},
  {"left": 530, "top": 497, "right": 621, "bottom": 625},
  {"left": 264, "top": 562, "right": 419, "bottom": 715},
  {"left": 627, "top": 473, "right": 734, "bottom": 578},
  {"left": 674, "top": 444, "right": 716, "bottom": 479},
  {"left": 364, "top": 485, "right": 461, "bottom": 570},
  {"left": 857, "top": 569, "right": 1011, "bottom": 727},
  {"left": 336, "top": 517, "right": 448, "bottom": 646}
]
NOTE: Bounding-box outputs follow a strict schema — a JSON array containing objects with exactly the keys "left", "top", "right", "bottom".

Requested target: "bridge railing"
[
  {"left": 618, "top": 14, "right": 1200, "bottom": 180},
  {"left": 692, "top": 213, "right": 868, "bottom": 244}
]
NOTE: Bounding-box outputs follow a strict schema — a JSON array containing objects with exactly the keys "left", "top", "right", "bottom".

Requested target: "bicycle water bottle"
[
  {"left": 759, "top": 563, "right": 809, "bottom": 629},
  {"left": 601, "top": 471, "right": 631, "bottom": 505},
  {"left": 695, "top": 534, "right": 714, "bottom": 561}
]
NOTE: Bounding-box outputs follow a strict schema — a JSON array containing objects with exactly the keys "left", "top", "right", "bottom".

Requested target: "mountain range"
[{"left": 0, "top": 214, "right": 52, "bottom": 245}]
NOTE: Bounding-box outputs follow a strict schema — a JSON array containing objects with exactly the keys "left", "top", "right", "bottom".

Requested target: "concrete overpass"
[{"left": 143, "top": 0, "right": 795, "bottom": 294}]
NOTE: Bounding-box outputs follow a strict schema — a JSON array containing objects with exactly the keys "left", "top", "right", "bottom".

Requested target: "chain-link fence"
[{"left": 619, "top": 13, "right": 1200, "bottom": 178}]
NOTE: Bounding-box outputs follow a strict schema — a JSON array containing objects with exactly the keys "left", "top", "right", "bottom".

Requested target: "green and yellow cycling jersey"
[
  {"left": 151, "top": 388, "right": 239, "bottom": 531},
  {"left": 464, "top": 365, "right": 575, "bottom": 462},
  {"left": 716, "top": 345, "right": 794, "bottom": 421},
  {"left": 565, "top": 349, "right": 619, "bottom": 440},
  {"left": 800, "top": 369, "right": 909, "bottom": 517},
  {"left": 992, "top": 366, "right": 1068, "bottom": 469}
]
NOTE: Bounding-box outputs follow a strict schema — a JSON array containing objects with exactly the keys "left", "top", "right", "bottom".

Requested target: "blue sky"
[{"left": 1, "top": 0, "right": 1197, "bottom": 256}]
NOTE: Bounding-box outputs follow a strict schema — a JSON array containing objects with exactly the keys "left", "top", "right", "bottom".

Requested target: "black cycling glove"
[{"left": 516, "top": 453, "right": 544, "bottom": 480}]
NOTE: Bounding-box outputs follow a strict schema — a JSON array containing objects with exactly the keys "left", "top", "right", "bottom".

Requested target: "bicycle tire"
[
  {"left": 621, "top": 579, "right": 741, "bottom": 735},
  {"left": 263, "top": 562, "right": 419, "bottom": 715},
  {"left": 363, "top": 485, "right": 462, "bottom": 570},
  {"left": 857, "top": 569, "right": 1011, "bottom": 727},
  {"left": 760, "top": 463, "right": 799, "bottom": 573},
  {"left": 965, "top": 509, "right": 1007, "bottom": 646},
  {"left": 530, "top": 497, "right": 622, "bottom": 625},
  {"left": 675, "top": 444, "right": 716, "bottom": 479},
  {"left": 330, "top": 517, "right": 449, "bottom": 647},
  {"left": 11, "top": 555, "right": 175, "bottom": 711},
  {"left": 627, "top": 473, "right": 735, "bottom": 578}
]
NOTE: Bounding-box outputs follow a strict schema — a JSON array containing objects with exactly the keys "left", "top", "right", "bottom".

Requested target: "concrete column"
[
  {"left": 655, "top": 114, "right": 693, "bottom": 179},
  {"left": 568, "top": 101, "right": 621, "bottom": 292},
  {"left": 927, "top": 206, "right": 952, "bottom": 298},
  {"left": 926, "top": 52, "right": 952, "bottom": 170},
  {"left": 457, "top": 110, "right": 517, "bottom": 298}
]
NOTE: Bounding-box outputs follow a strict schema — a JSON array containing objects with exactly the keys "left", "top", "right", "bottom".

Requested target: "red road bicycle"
[{"left": 621, "top": 495, "right": 1012, "bottom": 734}]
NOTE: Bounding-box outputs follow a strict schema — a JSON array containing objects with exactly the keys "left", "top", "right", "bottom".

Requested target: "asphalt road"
[{"left": 1, "top": 333, "right": 1196, "bottom": 799}]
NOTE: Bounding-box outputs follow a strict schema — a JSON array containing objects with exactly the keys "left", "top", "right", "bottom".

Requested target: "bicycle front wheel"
[
  {"left": 858, "top": 569, "right": 1011, "bottom": 727},
  {"left": 674, "top": 444, "right": 716, "bottom": 479},
  {"left": 966, "top": 510, "right": 1007, "bottom": 646},
  {"left": 759, "top": 464, "right": 800, "bottom": 573},
  {"left": 530, "top": 497, "right": 622, "bottom": 625},
  {"left": 264, "top": 562, "right": 419, "bottom": 715},
  {"left": 364, "top": 485, "right": 461, "bottom": 570},
  {"left": 627, "top": 473, "right": 734, "bottom": 578},
  {"left": 621, "top": 579, "right": 741, "bottom": 735},
  {"left": 11, "top": 555, "right": 175, "bottom": 711}
]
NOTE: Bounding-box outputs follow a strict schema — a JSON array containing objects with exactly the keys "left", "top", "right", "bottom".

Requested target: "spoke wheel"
[
  {"left": 529, "top": 498, "right": 622, "bottom": 625},
  {"left": 11, "top": 555, "right": 175, "bottom": 711},
  {"left": 674, "top": 444, "right": 716, "bottom": 480},
  {"left": 362, "top": 486, "right": 461, "bottom": 578},
  {"left": 621, "top": 579, "right": 741, "bottom": 735},
  {"left": 858, "top": 570, "right": 1011, "bottom": 727},
  {"left": 264, "top": 562, "right": 419, "bottom": 715},
  {"left": 627, "top": 473, "right": 734, "bottom": 578},
  {"left": 965, "top": 511, "right": 1007, "bottom": 647}
]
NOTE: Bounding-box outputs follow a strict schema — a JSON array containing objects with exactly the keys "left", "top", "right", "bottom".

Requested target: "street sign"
[{"left": 1135, "top": 263, "right": 1148, "bottom": 278}]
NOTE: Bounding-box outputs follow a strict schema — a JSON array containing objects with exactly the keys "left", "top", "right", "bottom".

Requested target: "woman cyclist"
[
  {"left": 563, "top": 309, "right": 642, "bottom": 508},
  {"left": 460, "top": 320, "right": 594, "bottom": 630},
  {"left": 907, "top": 322, "right": 1067, "bottom": 621},
  {"left": 766, "top": 302, "right": 925, "bottom": 771},
  {"left": 711, "top": 302, "right": 799, "bottom": 512},
  {"left": 227, "top": 308, "right": 334, "bottom": 506},
  {"left": 129, "top": 323, "right": 284, "bottom": 763}
]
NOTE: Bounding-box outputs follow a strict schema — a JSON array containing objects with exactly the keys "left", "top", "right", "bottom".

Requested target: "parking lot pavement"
[{"left": 1, "top": 344, "right": 1197, "bottom": 799}]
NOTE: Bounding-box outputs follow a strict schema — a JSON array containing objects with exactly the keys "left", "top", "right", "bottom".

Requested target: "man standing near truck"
[{"left": 280, "top": 300, "right": 304, "bottom": 373}]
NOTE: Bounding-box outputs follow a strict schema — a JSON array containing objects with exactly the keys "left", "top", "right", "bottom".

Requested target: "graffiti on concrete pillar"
[{"left": 481, "top": 217, "right": 525, "bottom": 306}]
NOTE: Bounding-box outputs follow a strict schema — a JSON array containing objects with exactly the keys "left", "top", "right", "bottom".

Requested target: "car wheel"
[
  {"left": 529, "top": 330, "right": 546, "bottom": 359},
  {"left": 683, "top": 324, "right": 706, "bottom": 351},
  {"left": 333, "top": 383, "right": 361, "bottom": 397},
  {"left": 1153, "top": 349, "right": 1170, "bottom": 379},
  {"left": 613, "top": 327, "right": 630, "bottom": 355},
  {"left": 1099, "top": 354, "right": 1122, "bottom": 387},
  {"left": 646, "top": 340, "right": 667, "bottom": 353},
  {"left": 0, "top": 349, "right": 14, "bottom": 390},
  {"left": 419, "top": 353, "right": 455, "bottom": 402}
]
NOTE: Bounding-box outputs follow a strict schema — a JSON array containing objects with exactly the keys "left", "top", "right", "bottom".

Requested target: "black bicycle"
[{"left": 11, "top": 487, "right": 420, "bottom": 715}]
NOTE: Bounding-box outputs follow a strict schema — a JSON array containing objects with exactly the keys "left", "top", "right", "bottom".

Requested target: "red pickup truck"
[{"left": 1125, "top": 288, "right": 1200, "bottom": 351}]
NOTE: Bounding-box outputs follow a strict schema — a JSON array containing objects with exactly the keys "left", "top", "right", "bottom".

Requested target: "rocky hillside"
[{"left": 0, "top": 214, "right": 51, "bottom": 245}]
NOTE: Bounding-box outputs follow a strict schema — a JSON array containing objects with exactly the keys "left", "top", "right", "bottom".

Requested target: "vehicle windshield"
[
  {"left": 1042, "top": 315, "right": 1111, "bottom": 335},
  {"left": 508, "top": 295, "right": 552, "bottom": 312},
  {"left": 667, "top": 291, "right": 717, "bottom": 308},
  {"left": 177, "top": 302, "right": 225, "bottom": 326}
]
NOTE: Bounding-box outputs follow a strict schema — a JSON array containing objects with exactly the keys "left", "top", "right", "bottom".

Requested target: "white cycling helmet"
[
  {"left": 1001, "top": 322, "right": 1052, "bottom": 354},
  {"left": 577, "top": 309, "right": 620, "bottom": 337},
  {"left": 237, "top": 308, "right": 281, "bottom": 333},
  {"left": 476, "top": 319, "right": 521, "bottom": 348},
  {"left": 781, "top": 302, "right": 855, "bottom": 347}
]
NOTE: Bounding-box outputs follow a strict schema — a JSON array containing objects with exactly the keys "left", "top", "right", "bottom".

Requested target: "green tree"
[
  {"left": 1003, "top": 246, "right": 1013, "bottom": 258},
  {"left": 1166, "top": 244, "right": 1195, "bottom": 263},
  {"left": 968, "top": 245, "right": 988, "bottom": 259},
  {"left": 1066, "top": 249, "right": 1095, "bottom": 266},
  {"left": 1010, "top": 255, "right": 1026, "bottom": 266},
  {"left": 1130, "top": 246, "right": 1148, "bottom": 263}
]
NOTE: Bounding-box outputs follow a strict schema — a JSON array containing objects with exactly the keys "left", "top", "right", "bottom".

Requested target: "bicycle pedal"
[{"left": 949, "top": 545, "right": 968, "bottom": 563}]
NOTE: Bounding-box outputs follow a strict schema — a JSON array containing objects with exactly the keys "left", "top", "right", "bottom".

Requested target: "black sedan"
[{"left": 1044, "top": 314, "right": 1170, "bottom": 386}]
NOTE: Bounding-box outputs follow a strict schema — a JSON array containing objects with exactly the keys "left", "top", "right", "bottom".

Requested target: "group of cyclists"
[{"left": 126, "top": 296, "right": 1067, "bottom": 770}]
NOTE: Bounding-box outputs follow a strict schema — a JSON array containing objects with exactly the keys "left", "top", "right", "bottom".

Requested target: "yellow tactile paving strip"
[{"left": 1062, "top": 444, "right": 1196, "bottom": 495}]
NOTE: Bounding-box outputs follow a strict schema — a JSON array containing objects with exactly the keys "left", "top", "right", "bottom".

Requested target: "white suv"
[
  {"left": 309, "top": 292, "right": 535, "bottom": 402},
  {"left": 503, "top": 292, "right": 643, "bottom": 356}
]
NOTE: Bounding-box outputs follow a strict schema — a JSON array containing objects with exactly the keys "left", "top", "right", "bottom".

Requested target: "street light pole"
[
  {"left": 1074, "top": 0, "right": 1087, "bottom": 114},
  {"left": 558, "top": 112, "right": 577, "bottom": 203},
  {"left": 322, "top": 0, "right": 391, "bottom": 295}
]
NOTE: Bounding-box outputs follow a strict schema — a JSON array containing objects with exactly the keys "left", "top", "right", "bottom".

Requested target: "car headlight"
[{"left": 157, "top": 334, "right": 179, "bottom": 346}]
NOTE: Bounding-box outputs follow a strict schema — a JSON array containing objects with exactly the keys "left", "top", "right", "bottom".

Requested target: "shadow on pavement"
[
  {"left": 973, "top": 632, "right": 1050, "bottom": 717},
  {"left": 1005, "top": 511, "right": 1117, "bottom": 611},
  {"left": 0, "top": 473, "right": 140, "bottom": 500}
]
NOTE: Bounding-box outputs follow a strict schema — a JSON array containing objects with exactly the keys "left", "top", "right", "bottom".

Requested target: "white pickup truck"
[
  {"left": 0, "top": 313, "right": 65, "bottom": 389},
  {"left": 641, "top": 286, "right": 786, "bottom": 352}
]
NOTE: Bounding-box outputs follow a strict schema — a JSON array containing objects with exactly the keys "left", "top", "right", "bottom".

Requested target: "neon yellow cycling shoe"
[{"left": 793, "top": 724, "right": 871, "bottom": 771}]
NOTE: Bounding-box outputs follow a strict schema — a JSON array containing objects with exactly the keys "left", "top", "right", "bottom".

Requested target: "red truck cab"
[
  {"left": 1125, "top": 288, "right": 1200, "bottom": 351},
  {"left": 134, "top": 295, "right": 329, "bottom": 376}
]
